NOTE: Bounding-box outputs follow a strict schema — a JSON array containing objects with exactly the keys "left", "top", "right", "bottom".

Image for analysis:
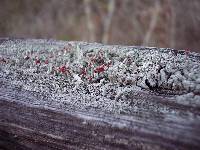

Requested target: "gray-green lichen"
[{"left": 0, "top": 39, "right": 200, "bottom": 114}]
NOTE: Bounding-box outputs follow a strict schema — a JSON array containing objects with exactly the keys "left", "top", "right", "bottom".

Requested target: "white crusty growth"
[{"left": 0, "top": 39, "right": 200, "bottom": 114}]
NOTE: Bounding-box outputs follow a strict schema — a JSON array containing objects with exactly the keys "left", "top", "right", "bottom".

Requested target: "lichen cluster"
[{"left": 0, "top": 39, "right": 200, "bottom": 113}]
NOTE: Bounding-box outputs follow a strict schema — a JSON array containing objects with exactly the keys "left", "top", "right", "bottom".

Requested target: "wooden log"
[{"left": 0, "top": 38, "right": 200, "bottom": 150}]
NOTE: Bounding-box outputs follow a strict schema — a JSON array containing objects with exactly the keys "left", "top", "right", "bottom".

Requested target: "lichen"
[{"left": 1, "top": 39, "right": 200, "bottom": 114}]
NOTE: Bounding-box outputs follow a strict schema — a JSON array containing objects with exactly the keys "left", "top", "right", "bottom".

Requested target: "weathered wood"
[
  {"left": 0, "top": 87, "right": 199, "bottom": 150},
  {"left": 0, "top": 38, "right": 200, "bottom": 150}
]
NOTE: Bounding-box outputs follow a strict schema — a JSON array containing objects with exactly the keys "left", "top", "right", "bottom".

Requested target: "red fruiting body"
[
  {"left": 94, "top": 64, "right": 105, "bottom": 73},
  {"left": 59, "top": 66, "right": 69, "bottom": 74},
  {"left": 88, "top": 76, "right": 93, "bottom": 81},
  {"left": 35, "top": 59, "right": 40, "bottom": 65},
  {"left": 80, "top": 68, "right": 87, "bottom": 76}
]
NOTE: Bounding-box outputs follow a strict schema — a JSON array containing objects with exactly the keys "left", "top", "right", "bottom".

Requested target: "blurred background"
[{"left": 0, "top": 0, "right": 200, "bottom": 52}]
